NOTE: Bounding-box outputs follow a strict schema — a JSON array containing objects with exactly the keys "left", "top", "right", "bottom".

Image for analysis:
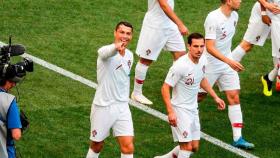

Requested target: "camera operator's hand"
[{"left": 115, "top": 41, "right": 125, "bottom": 53}]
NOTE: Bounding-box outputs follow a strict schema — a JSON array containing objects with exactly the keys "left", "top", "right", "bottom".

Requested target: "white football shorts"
[
  {"left": 136, "top": 25, "right": 186, "bottom": 61},
  {"left": 171, "top": 106, "right": 200, "bottom": 142},
  {"left": 89, "top": 103, "right": 134, "bottom": 142},
  {"left": 204, "top": 67, "right": 240, "bottom": 92},
  {"left": 243, "top": 2, "right": 270, "bottom": 46},
  {"left": 271, "top": 20, "right": 280, "bottom": 58}
]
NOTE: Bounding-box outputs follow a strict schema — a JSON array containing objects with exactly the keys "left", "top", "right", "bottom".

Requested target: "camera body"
[
  {"left": 0, "top": 38, "right": 33, "bottom": 84},
  {"left": 0, "top": 37, "right": 33, "bottom": 132}
]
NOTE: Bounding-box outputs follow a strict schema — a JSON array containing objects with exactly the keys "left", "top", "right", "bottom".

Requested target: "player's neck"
[
  {"left": 220, "top": 5, "right": 232, "bottom": 17},
  {"left": 188, "top": 53, "right": 198, "bottom": 64},
  {"left": 119, "top": 50, "right": 125, "bottom": 56}
]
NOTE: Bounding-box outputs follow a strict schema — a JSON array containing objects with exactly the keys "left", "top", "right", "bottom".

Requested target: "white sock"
[
  {"left": 270, "top": 57, "right": 280, "bottom": 81},
  {"left": 86, "top": 148, "right": 100, "bottom": 158},
  {"left": 268, "top": 68, "right": 278, "bottom": 81},
  {"left": 177, "top": 150, "right": 192, "bottom": 158},
  {"left": 277, "top": 59, "right": 280, "bottom": 77},
  {"left": 228, "top": 104, "right": 243, "bottom": 141},
  {"left": 156, "top": 145, "right": 180, "bottom": 158},
  {"left": 133, "top": 62, "right": 149, "bottom": 95},
  {"left": 121, "top": 153, "right": 133, "bottom": 158},
  {"left": 231, "top": 45, "right": 246, "bottom": 62}
]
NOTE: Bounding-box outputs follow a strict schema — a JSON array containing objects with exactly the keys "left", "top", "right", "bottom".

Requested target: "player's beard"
[{"left": 232, "top": 8, "right": 239, "bottom": 11}]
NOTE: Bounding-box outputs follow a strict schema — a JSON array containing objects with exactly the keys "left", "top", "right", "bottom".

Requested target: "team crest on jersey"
[
  {"left": 92, "top": 130, "right": 97, "bottom": 137},
  {"left": 185, "top": 74, "right": 194, "bottom": 85},
  {"left": 146, "top": 49, "right": 151, "bottom": 56},
  {"left": 256, "top": 36, "right": 261, "bottom": 42},
  {"left": 127, "top": 60, "right": 131, "bottom": 69},
  {"left": 182, "top": 131, "right": 188, "bottom": 138}
]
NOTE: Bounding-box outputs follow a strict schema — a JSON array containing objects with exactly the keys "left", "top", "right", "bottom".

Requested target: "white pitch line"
[
  {"left": 24, "top": 53, "right": 259, "bottom": 158},
  {"left": 0, "top": 41, "right": 259, "bottom": 158}
]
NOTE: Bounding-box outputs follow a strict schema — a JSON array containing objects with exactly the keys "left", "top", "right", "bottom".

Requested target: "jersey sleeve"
[
  {"left": 97, "top": 43, "right": 118, "bottom": 59},
  {"left": 201, "top": 55, "right": 208, "bottom": 77},
  {"left": 7, "top": 99, "right": 22, "bottom": 129},
  {"left": 164, "top": 65, "right": 181, "bottom": 87},
  {"left": 204, "top": 13, "right": 217, "bottom": 40}
]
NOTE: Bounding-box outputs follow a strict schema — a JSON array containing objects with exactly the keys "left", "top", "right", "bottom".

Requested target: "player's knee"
[
  {"left": 240, "top": 40, "right": 253, "bottom": 52},
  {"left": 90, "top": 141, "right": 104, "bottom": 153},
  {"left": 227, "top": 94, "right": 240, "bottom": 105},
  {"left": 120, "top": 142, "right": 134, "bottom": 154},
  {"left": 192, "top": 145, "right": 199, "bottom": 153},
  {"left": 179, "top": 142, "right": 193, "bottom": 151},
  {"left": 140, "top": 58, "right": 153, "bottom": 66},
  {"left": 198, "top": 92, "right": 207, "bottom": 102}
]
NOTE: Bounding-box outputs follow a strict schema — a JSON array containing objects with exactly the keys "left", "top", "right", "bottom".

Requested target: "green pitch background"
[{"left": 1, "top": 0, "right": 280, "bottom": 157}]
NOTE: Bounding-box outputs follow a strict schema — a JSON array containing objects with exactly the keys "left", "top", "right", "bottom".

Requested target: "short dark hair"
[
  {"left": 187, "top": 33, "right": 204, "bottom": 45},
  {"left": 0, "top": 79, "right": 6, "bottom": 86},
  {"left": 115, "top": 21, "right": 133, "bottom": 32}
]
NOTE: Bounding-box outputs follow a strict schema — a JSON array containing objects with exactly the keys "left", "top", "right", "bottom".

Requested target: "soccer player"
[
  {"left": 258, "top": 0, "right": 280, "bottom": 96},
  {"left": 231, "top": 2, "right": 271, "bottom": 63},
  {"left": 200, "top": 0, "right": 255, "bottom": 149},
  {"left": 230, "top": 0, "right": 280, "bottom": 96},
  {"left": 86, "top": 21, "right": 134, "bottom": 158},
  {"left": 156, "top": 33, "right": 225, "bottom": 158},
  {"left": 131, "top": 0, "right": 188, "bottom": 105}
]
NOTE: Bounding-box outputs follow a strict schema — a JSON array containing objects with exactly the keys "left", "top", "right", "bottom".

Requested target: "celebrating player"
[{"left": 86, "top": 21, "right": 134, "bottom": 158}]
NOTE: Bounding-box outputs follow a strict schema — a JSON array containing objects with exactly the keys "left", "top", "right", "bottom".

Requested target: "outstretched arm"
[
  {"left": 97, "top": 42, "right": 125, "bottom": 59},
  {"left": 200, "top": 78, "right": 226, "bottom": 110},
  {"left": 158, "top": 0, "right": 188, "bottom": 35},
  {"left": 206, "top": 39, "right": 244, "bottom": 72}
]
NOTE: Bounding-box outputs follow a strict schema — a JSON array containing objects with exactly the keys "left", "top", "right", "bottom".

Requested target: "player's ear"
[
  {"left": 187, "top": 44, "right": 191, "bottom": 51},
  {"left": 114, "top": 30, "right": 117, "bottom": 37}
]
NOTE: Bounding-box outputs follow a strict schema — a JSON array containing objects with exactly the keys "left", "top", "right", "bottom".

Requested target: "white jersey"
[
  {"left": 164, "top": 54, "right": 207, "bottom": 110},
  {"left": 204, "top": 8, "right": 238, "bottom": 73},
  {"left": 142, "top": 0, "right": 177, "bottom": 29},
  {"left": 93, "top": 44, "right": 134, "bottom": 106}
]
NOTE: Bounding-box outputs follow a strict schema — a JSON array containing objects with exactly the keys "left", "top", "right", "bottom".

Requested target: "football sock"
[
  {"left": 272, "top": 57, "right": 280, "bottom": 79},
  {"left": 158, "top": 145, "right": 180, "bottom": 158},
  {"left": 121, "top": 153, "right": 133, "bottom": 158},
  {"left": 133, "top": 62, "right": 149, "bottom": 95},
  {"left": 228, "top": 104, "right": 243, "bottom": 141},
  {"left": 268, "top": 68, "right": 277, "bottom": 82},
  {"left": 178, "top": 150, "right": 192, "bottom": 158},
  {"left": 232, "top": 45, "right": 246, "bottom": 62},
  {"left": 86, "top": 148, "right": 100, "bottom": 158}
]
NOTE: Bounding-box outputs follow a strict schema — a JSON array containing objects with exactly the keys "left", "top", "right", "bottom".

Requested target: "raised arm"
[
  {"left": 97, "top": 42, "right": 125, "bottom": 59},
  {"left": 206, "top": 39, "right": 244, "bottom": 72},
  {"left": 158, "top": 0, "right": 188, "bottom": 35}
]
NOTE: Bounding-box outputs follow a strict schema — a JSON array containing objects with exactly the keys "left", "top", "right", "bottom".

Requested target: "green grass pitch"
[{"left": 1, "top": 0, "right": 280, "bottom": 157}]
